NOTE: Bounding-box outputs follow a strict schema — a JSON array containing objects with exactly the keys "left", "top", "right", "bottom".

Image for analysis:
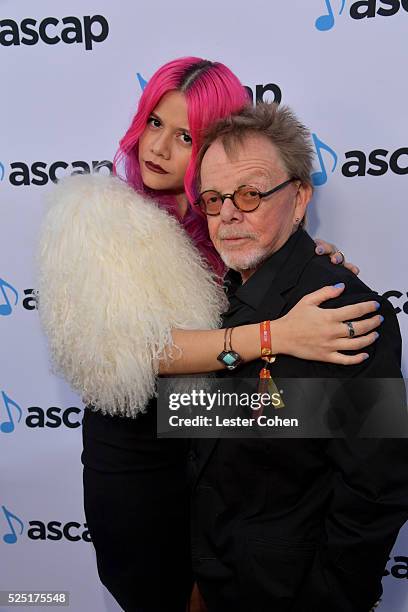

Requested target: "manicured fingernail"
[
  {"left": 335, "top": 256, "right": 342, "bottom": 264},
  {"left": 333, "top": 282, "right": 345, "bottom": 289},
  {"left": 363, "top": 353, "right": 370, "bottom": 360},
  {"left": 374, "top": 301, "right": 380, "bottom": 310},
  {"left": 316, "top": 247, "right": 324, "bottom": 254},
  {"left": 379, "top": 315, "right": 384, "bottom": 323},
  {"left": 374, "top": 332, "right": 380, "bottom": 339}
]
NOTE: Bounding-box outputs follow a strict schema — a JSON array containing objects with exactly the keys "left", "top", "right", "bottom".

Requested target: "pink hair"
[{"left": 113, "top": 57, "right": 249, "bottom": 277}]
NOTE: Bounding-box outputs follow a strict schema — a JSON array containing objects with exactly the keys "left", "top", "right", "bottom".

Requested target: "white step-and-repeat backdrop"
[{"left": 1, "top": 1, "right": 407, "bottom": 610}]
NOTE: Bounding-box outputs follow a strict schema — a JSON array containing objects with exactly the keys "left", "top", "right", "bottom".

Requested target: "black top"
[{"left": 191, "top": 229, "right": 408, "bottom": 612}]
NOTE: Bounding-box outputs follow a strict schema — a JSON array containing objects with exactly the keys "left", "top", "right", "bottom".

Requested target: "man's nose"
[
  {"left": 151, "top": 132, "right": 171, "bottom": 160},
  {"left": 220, "top": 196, "right": 243, "bottom": 223}
]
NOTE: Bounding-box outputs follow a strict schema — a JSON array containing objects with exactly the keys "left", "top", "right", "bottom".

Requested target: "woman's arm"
[{"left": 159, "top": 284, "right": 382, "bottom": 374}]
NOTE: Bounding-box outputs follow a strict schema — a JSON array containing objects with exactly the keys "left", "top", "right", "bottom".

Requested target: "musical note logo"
[
  {"left": 0, "top": 391, "right": 23, "bottom": 434},
  {"left": 315, "top": 0, "right": 346, "bottom": 31},
  {"left": 311, "top": 133, "right": 338, "bottom": 186},
  {"left": 0, "top": 277, "right": 18, "bottom": 316},
  {"left": 1, "top": 506, "right": 24, "bottom": 544},
  {"left": 0, "top": 161, "right": 4, "bottom": 181},
  {"left": 137, "top": 72, "right": 148, "bottom": 92}
]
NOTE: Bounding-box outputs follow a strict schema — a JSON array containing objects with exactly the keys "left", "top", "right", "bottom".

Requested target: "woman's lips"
[{"left": 145, "top": 161, "right": 168, "bottom": 174}]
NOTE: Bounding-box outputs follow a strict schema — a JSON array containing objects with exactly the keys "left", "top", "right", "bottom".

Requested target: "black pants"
[{"left": 82, "top": 406, "right": 192, "bottom": 612}]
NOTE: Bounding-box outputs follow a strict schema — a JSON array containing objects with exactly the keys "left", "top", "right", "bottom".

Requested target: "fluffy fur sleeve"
[{"left": 37, "top": 174, "right": 227, "bottom": 417}]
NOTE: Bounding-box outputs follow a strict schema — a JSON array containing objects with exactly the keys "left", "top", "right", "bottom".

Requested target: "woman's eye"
[
  {"left": 179, "top": 132, "right": 192, "bottom": 145},
  {"left": 147, "top": 116, "right": 161, "bottom": 128}
]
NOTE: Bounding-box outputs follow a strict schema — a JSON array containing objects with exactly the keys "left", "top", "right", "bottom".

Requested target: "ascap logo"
[
  {"left": 0, "top": 391, "right": 22, "bottom": 434},
  {"left": 1, "top": 506, "right": 90, "bottom": 544},
  {"left": 384, "top": 554, "right": 408, "bottom": 579},
  {"left": 136, "top": 72, "right": 283, "bottom": 105},
  {"left": 316, "top": 0, "right": 346, "bottom": 30},
  {"left": 316, "top": 0, "right": 408, "bottom": 31},
  {"left": 27, "top": 520, "right": 91, "bottom": 542},
  {"left": 311, "top": 134, "right": 338, "bottom": 186},
  {"left": 349, "top": 0, "right": 408, "bottom": 19},
  {"left": 342, "top": 148, "right": 408, "bottom": 177},
  {"left": 244, "top": 83, "right": 282, "bottom": 105},
  {"left": 1, "top": 160, "right": 112, "bottom": 186},
  {"left": 0, "top": 278, "right": 18, "bottom": 316},
  {"left": 25, "top": 406, "right": 82, "bottom": 429},
  {"left": 0, "top": 15, "right": 109, "bottom": 50},
  {"left": 0, "top": 389, "right": 82, "bottom": 434},
  {"left": 382, "top": 290, "right": 408, "bottom": 315},
  {"left": 0, "top": 281, "right": 38, "bottom": 316},
  {"left": 310, "top": 136, "right": 408, "bottom": 185},
  {"left": 137, "top": 73, "right": 148, "bottom": 91},
  {"left": 1, "top": 506, "right": 24, "bottom": 543}
]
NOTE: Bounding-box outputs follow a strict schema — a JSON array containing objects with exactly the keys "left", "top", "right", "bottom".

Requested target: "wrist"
[{"left": 269, "top": 318, "right": 288, "bottom": 356}]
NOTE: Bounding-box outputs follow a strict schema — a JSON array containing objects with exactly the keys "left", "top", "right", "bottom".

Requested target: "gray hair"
[{"left": 197, "top": 102, "right": 314, "bottom": 189}]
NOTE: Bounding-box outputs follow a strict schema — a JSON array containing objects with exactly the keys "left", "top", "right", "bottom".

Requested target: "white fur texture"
[{"left": 37, "top": 174, "right": 227, "bottom": 417}]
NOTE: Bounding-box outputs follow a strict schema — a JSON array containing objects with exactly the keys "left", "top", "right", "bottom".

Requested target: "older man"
[{"left": 190, "top": 103, "right": 408, "bottom": 612}]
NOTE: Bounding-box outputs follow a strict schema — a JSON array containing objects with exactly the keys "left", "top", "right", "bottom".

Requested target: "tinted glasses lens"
[
  {"left": 235, "top": 186, "right": 261, "bottom": 211},
  {"left": 200, "top": 191, "right": 222, "bottom": 215}
]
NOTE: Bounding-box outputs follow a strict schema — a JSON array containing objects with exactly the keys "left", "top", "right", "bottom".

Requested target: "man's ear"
[{"left": 294, "top": 181, "right": 313, "bottom": 223}]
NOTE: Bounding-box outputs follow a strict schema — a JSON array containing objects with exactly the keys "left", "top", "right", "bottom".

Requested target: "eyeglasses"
[{"left": 195, "top": 178, "right": 299, "bottom": 216}]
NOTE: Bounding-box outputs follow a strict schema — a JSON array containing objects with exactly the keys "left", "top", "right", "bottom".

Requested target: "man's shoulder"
[
  {"left": 282, "top": 252, "right": 402, "bottom": 377},
  {"left": 292, "top": 253, "right": 401, "bottom": 352},
  {"left": 295, "top": 254, "right": 378, "bottom": 308}
]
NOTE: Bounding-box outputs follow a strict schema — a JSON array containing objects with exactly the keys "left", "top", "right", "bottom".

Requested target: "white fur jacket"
[{"left": 37, "top": 174, "right": 227, "bottom": 417}]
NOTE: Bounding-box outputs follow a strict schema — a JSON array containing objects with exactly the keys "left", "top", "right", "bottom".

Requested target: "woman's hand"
[
  {"left": 274, "top": 283, "right": 382, "bottom": 365},
  {"left": 314, "top": 238, "right": 360, "bottom": 275}
]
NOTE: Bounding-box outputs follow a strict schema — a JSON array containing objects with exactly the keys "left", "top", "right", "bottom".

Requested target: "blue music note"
[
  {"left": 0, "top": 391, "right": 22, "bottom": 434},
  {"left": 0, "top": 278, "right": 18, "bottom": 316},
  {"left": 2, "top": 506, "right": 24, "bottom": 544},
  {"left": 315, "top": 0, "right": 346, "bottom": 31},
  {"left": 311, "top": 133, "right": 338, "bottom": 186},
  {"left": 0, "top": 161, "right": 4, "bottom": 181},
  {"left": 137, "top": 72, "right": 148, "bottom": 91}
]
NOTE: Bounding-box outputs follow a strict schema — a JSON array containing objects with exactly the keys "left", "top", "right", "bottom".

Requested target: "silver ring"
[
  {"left": 336, "top": 250, "right": 346, "bottom": 265},
  {"left": 345, "top": 321, "right": 355, "bottom": 338}
]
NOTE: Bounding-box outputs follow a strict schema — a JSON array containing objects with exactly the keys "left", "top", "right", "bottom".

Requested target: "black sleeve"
[{"left": 297, "top": 296, "right": 408, "bottom": 612}]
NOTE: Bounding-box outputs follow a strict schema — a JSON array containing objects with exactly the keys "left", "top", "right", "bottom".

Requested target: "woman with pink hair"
[{"left": 39, "top": 57, "right": 380, "bottom": 611}]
